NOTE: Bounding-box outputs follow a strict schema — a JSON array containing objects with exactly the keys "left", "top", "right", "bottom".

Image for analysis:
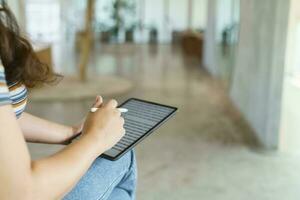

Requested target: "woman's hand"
[
  {"left": 65, "top": 96, "right": 102, "bottom": 144},
  {"left": 59, "top": 123, "right": 84, "bottom": 145},
  {"left": 65, "top": 120, "right": 84, "bottom": 144},
  {"left": 72, "top": 122, "right": 84, "bottom": 137},
  {"left": 82, "top": 97, "right": 125, "bottom": 152}
]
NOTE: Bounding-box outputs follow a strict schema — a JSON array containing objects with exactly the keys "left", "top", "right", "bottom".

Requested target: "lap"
[{"left": 63, "top": 150, "right": 137, "bottom": 200}]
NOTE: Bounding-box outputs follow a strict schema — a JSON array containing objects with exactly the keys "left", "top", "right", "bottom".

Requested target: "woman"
[{"left": 0, "top": 2, "right": 137, "bottom": 200}]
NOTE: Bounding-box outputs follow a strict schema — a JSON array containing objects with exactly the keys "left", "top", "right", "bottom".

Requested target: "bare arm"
[
  {"left": 18, "top": 112, "right": 82, "bottom": 144},
  {"left": 0, "top": 99, "right": 125, "bottom": 199},
  {"left": 0, "top": 105, "right": 32, "bottom": 199},
  {"left": 31, "top": 131, "right": 104, "bottom": 199}
]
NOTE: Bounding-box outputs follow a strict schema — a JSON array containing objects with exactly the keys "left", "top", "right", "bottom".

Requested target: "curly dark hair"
[{"left": 0, "top": 1, "right": 60, "bottom": 87}]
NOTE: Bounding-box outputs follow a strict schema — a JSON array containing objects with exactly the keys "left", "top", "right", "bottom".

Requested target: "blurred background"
[{"left": 6, "top": 0, "right": 300, "bottom": 199}]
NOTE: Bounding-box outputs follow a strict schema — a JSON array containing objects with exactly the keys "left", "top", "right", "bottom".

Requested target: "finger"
[
  {"left": 121, "top": 128, "right": 126, "bottom": 136},
  {"left": 120, "top": 117, "right": 125, "bottom": 125},
  {"left": 105, "top": 99, "right": 118, "bottom": 109},
  {"left": 92, "top": 95, "right": 103, "bottom": 108},
  {"left": 114, "top": 109, "right": 121, "bottom": 117}
]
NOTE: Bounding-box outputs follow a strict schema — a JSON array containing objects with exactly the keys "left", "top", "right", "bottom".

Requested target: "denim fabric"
[{"left": 63, "top": 150, "right": 137, "bottom": 200}]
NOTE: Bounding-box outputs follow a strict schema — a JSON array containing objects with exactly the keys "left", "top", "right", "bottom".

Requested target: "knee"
[
  {"left": 114, "top": 150, "right": 136, "bottom": 173},
  {"left": 63, "top": 151, "right": 137, "bottom": 200},
  {"left": 107, "top": 150, "right": 137, "bottom": 179},
  {"left": 92, "top": 150, "right": 136, "bottom": 174}
]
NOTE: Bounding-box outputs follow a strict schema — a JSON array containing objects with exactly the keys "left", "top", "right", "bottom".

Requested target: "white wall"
[
  {"left": 6, "top": 0, "right": 26, "bottom": 29},
  {"left": 26, "top": 1, "right": 61, "bottom": 42},
  {"left": 279, "top": 0, "right": 300, "bottom": 152},
  {"left": 216, "top": 0, "right": 232, "bottom": 42},
  {"left": 203, "top": 0, "right": 218, "bottom": 76},
  {"left": 6, "top": 0, "right": 20, "bottom": 18},
  {"left": 280, "top": 81, "right": 300, "bottom": 152},
  {"left": 144, "top": 0, "right": 165, "bottom": 41},
  {"left": 192, "top": 0, "right": 207, "bottom": 30},
  {"left": 141, "top": 0, "right": 207, "bottom": 42},
  {"left": 169, "top": 0, "right": 188, "bottom": 30},
  {"left": 230, "top": 0, "right": 290, "bottom": 149}
]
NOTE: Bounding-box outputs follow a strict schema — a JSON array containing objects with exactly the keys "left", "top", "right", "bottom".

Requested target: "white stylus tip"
[
  {"left": 118, "top": 108, "right": 128, "bottom": 113},
  {"left": 90, "top": 107, "right": 98, "bottom": 113}
]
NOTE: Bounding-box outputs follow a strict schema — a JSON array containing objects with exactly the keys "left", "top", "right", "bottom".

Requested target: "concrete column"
[
  {"left": 163, "top": 0, "right": 169, "bottom": 25},
  {"left": 203, "top": 0, "right": 218, "bottom": 76},
  {"left": 187, "top": 0, "right": 193, "bottom": 29},
  {"left": 138, "top": 0, "right": 145, "bottom": 29},
  {"left": 163, "top": 0, "right": 170, "bottom": 42},
  {"left": 230, "top": 0, "right": 290, "bottom": 149}
]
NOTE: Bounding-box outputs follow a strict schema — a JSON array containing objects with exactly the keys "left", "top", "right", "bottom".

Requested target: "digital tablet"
[{"left": 100, "top": 98, "right": 177, "bottom": 161}]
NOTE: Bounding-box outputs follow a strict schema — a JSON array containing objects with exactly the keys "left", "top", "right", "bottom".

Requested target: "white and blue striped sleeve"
[{"left": 0, "top": 65, "right": 12, "bottom": 106}]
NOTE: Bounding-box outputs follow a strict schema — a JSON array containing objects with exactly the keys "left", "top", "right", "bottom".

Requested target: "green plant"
[{"left": 109, "top": 0, "right": 136, "bottom": 37}]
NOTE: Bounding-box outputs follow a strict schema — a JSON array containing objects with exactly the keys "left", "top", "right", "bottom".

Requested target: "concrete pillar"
[
  {"left": 203, "top": 0, "right": 218, "bottom": 76},
  {"left": 139, "top": 0, "right": 145, "bottom": 29},
  {"left": 163, "top": 0, "right": 169, "bottom": 26},
  {"left": 230, "top": 0, "right": 290, "bottom": 149},
  {"left": 163, "top": 0, "right": 170, "bottom": 42}
]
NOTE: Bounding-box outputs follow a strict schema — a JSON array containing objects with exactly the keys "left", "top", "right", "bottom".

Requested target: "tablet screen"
[{"left": 101, "top": 98, "right": 177, "bottom": 161}]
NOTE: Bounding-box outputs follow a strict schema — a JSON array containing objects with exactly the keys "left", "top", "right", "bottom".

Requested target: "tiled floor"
[{"left": 27, "top": 44, "right": 300, "bottom": 200}]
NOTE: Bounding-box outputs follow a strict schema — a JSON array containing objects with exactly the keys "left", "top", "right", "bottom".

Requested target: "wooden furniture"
[{"left": 181, "top": 31, "right": 204, "bottom": 60}]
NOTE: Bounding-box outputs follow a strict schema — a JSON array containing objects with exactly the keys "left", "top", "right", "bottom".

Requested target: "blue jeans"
[{"left": 63, "top": 150, "right": 137, "bottom": 200}]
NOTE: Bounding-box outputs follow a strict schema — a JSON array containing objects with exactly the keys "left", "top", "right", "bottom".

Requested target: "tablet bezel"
[{"left": 100, "top": 98, "right": 178, "bottom": 161}]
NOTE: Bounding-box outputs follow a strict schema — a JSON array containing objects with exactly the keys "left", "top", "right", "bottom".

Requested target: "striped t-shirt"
[{"left": 0, "top": 64, "right": 27, "bottom": 118}]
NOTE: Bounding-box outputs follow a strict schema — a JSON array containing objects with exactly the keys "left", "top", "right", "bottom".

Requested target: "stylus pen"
[{"left": 90, "top": 107, "right": 128, "bottom": 113}]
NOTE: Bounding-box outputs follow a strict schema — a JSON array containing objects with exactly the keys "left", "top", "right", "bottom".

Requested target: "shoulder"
[
  {"left": 0, "top": 61, "right": 12, "bottom": 105},
  {"left": 0, "top": 62, "right": 8, "bottom": 86}
]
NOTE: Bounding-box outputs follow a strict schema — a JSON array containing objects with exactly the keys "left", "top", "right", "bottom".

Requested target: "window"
[{"left": 26, "top": 0, "right": 61, "bottom": 42}]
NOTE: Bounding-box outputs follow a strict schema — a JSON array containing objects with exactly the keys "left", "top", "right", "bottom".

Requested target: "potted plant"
[
  {"left": 125, "top": 24, "right": 137, "bottom": 42},
  {"left": 110, "top": 0, "right": 136, "bottom": 42},
  {"left": 93, "top": 0, "right": 136, "bottom": 43},
  {"left": 149, "top": 25, "right": 158, "bottom": 44},
  {"left": 94, "top": 23, "right": 112, "bottom": 43}
]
